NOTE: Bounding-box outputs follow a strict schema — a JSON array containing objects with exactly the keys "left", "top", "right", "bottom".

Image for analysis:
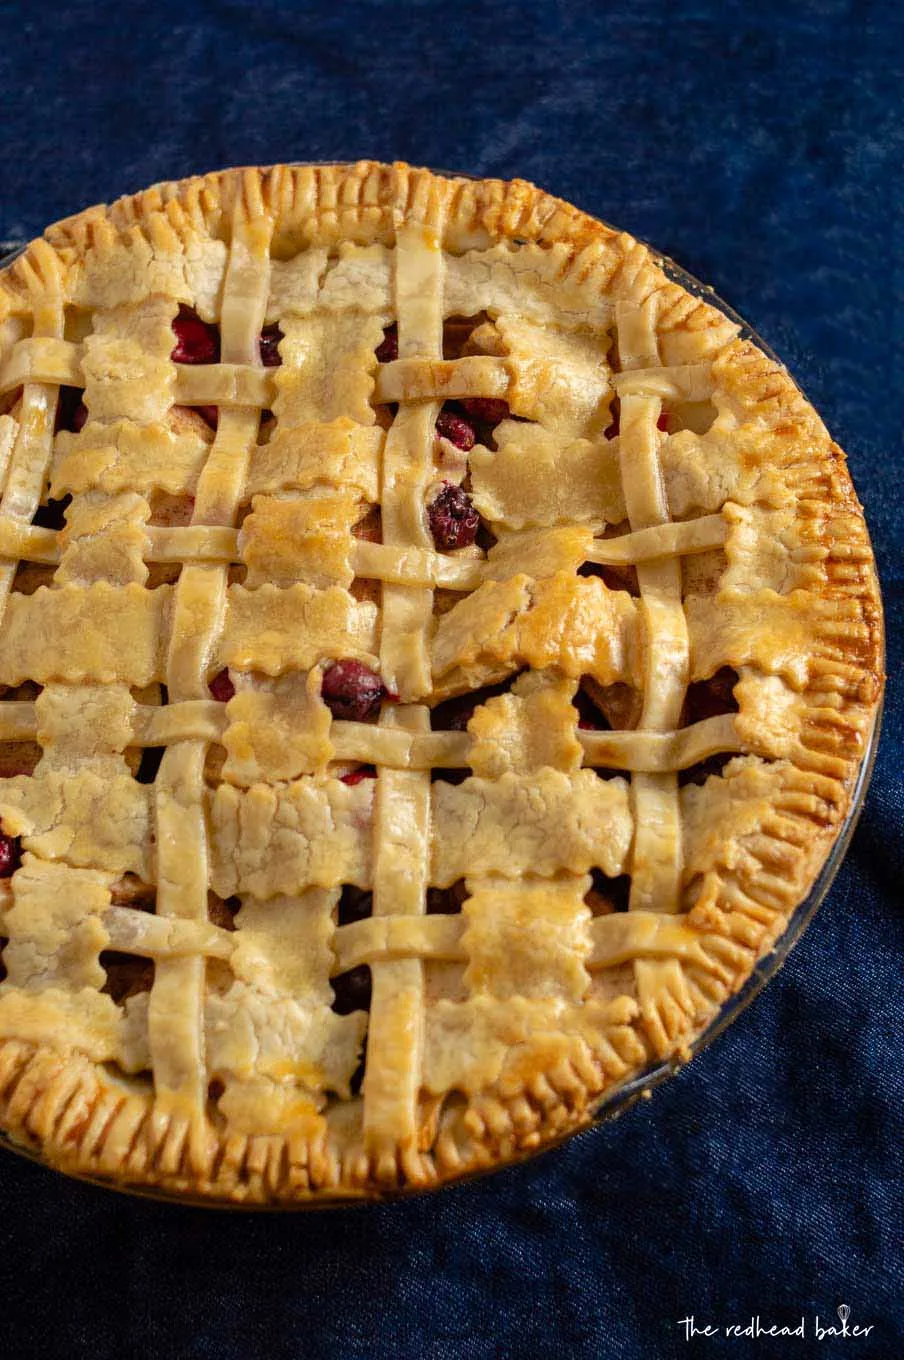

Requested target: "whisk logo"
[
  {"left": 676, "top": 1303, "right": 875, "bottom": 1342},
  {"left": 814, "top": 1304, "right": 875, "bottom": 1340}
]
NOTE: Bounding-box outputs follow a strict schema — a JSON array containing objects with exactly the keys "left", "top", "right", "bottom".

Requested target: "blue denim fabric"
[{"left": 0, "top": 1, "right": 900, "bottom": 1355}]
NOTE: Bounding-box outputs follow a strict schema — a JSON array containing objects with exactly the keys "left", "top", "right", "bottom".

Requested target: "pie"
[{"left": 0, "top": 162, "right": 883, "bottom": 1203}]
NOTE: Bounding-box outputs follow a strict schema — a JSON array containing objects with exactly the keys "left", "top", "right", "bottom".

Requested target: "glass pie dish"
[{"left": 0, "top": 164, "right": 884, "bottom": 1206}]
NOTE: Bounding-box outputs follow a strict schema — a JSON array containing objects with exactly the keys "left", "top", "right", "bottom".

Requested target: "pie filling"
[{"left": 0, "top": 162, "right": 881, "bottom": 1202}]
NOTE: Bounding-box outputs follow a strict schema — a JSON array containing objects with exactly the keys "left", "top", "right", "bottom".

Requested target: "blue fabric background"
[{"left": 0, "top": 2, "right": 900, "bottom": 1356}]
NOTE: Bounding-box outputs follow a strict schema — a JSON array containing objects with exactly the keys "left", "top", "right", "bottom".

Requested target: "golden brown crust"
[{"left": 0, "top": 162, "right": 883, "bottom": 1203}]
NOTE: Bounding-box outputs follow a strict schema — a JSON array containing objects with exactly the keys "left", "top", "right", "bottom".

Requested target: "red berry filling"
[
  {"left": 321, "top": 661, "right": 387, "bottom": 722},
  {"left": 0, "top": 832, "right": 21, "bottom": 878},
  {"left": 259, "top": 324, "right": 283, "bottom": 367},
  {"left": 460, "top": 397, "right": 509, "bottom": 426},
  {"left": 55, "top": 386, "right": 88, "bottom": 434},
  {"left": 209, "top": 669, "right": 235, "bottom": 702},
  {"left": 375, "top": 324, "right": 398, "bottom": 362},
  {"left": 435, "top": 409, "right": 476, "bottom": 451},
  {"left": 657, "top": 410, "right": 670, "bottom": 432},
  {"left": 195, "top": 405, "right": 219, "bottom": 430},
  {"left": 171, "top": 306, "right": 220, "bottom": 364},
  {"left": 340, "top": 766, "right": 377, "bottom": 786},
  {"left": 428, "top": 482, "right": 480, "bottom": 550}
]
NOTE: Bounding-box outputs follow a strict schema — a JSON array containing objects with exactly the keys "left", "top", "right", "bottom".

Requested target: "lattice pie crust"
[{"left": 0, "top": 163, "right": 882, "bottom": 1203}]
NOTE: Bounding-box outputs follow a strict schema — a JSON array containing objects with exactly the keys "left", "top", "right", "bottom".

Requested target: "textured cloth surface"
[{"left": 0, "top": 1, "right": 901, "bottom": 1356}]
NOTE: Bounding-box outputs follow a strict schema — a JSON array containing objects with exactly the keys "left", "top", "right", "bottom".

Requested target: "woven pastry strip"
[
  {"left": 364, "top": 211, "right": 446, "bottom": 1179},
  {"left": 149, "top": 190, "right": 272, "bottom": 1166}
]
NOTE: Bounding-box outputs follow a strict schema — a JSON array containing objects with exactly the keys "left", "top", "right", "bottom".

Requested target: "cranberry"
[
  {"left": 0, "top": 833, "right": 20, "bottom": 878},
  {"left": 321, "top": 661, "right": 387, "bottom": 722},
  {"left": 657, "top": 411, "right": 670, "bottom": 432},
  {"left": 171, "top": 306, "right": 220, "bottom": 364},
  {"left": 55, "top": 386, "right": 88, "bottom": 434},
  {"left": 331, "top": 965, "right": 372, "bottom": 1015},
  {"left": 340, "top": 766, "right": 377, "bottom": 786},
  {"left": 259, "top": 324, "right": 283, "bottom": 367},
  {"left": 428, "top": 482, "right": 480, "bottom": 551},
  {"left": 435, "top": 409, "right": 476, "bottom": 451},
  {"left": 195, "top": 406, "right": 219, "bottom": 430},
  {"left": 460, "top": 397, "right": 509, "bottom": 426},
  {"left": 375, "top": 324, "right": 398, "bottom": 362},
  {"left": 209, "top": 669, "right": 235, "bottom": 702}
]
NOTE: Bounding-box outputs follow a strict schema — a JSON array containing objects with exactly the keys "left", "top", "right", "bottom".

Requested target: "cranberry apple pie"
[{"left": 0, "top": 163, "right": 882, "bottom": 1202}]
